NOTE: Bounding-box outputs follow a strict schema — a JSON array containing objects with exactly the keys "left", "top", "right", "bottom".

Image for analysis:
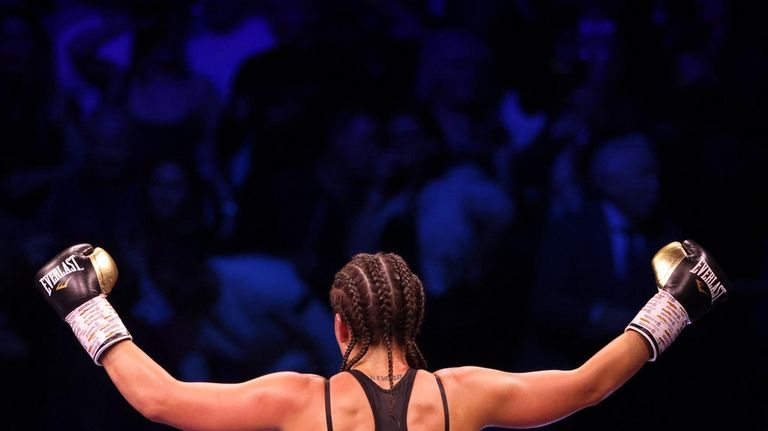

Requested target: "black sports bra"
[{"left": 324, "top": 368, "right": 449, "bottom": 431}]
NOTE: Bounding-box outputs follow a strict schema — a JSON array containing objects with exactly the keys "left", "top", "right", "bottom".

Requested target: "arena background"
[{"left": 1, "top": 0, "right": 766, "bottom": 429}]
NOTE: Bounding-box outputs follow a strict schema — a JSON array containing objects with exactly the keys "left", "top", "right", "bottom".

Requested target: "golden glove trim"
[
  {"left": 651, "top": 241, "right": 686, "bottom": 288},
  {"left": 89, "top": 247, "right": 118, "bottom": 295}
]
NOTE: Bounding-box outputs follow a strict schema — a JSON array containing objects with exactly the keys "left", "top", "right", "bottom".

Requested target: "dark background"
[{"left": 1, "top": 0, "right": 766, "bottom": 429}]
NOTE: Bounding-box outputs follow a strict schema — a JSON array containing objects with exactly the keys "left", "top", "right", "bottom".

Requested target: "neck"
[
  {"left": 365, "top": 372, "right": 407, "bottom": 382},
  {"left": 350, "top": 343, "right": 409, "bottom": 377}
]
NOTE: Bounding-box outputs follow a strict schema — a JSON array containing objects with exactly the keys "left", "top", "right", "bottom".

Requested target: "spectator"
[
  {"left": 27, "top": 101, "right": 147, "bottom": 429},
  {"left": 197, "top": 253, "right": 339, "bottom": 381},
  {"left": 1, "top": 3, "right": 83, "bottom": 231},
  {"left": 414, "top": 162, "right": 521, "bottom": 372},
  {"left": 121, "top": 157, "right": 221, "bottom": 387},
  {"left": 519, "top": 131, "right": 684, "bottom": 429},
  {"left": 185, "top": 0, "right": 275, "bottom": 101},
  {"left": 413, "top": 25, "right": 507, "bottom": 169}
]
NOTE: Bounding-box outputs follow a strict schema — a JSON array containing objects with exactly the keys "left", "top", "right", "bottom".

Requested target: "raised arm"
[
  {"left": 101, "top": 341, "right": 319, "bottom": 430},
  {"left": 33, "top": 243, "right": 318, "bottom": 431},
  {"left": 440, "top": 239, "right": 729, "bottom": 429}
]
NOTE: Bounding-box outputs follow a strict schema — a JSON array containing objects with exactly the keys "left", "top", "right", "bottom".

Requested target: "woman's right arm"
[
  {"left": 102, "top": 340, "right": 322, "bottom": 431},
  {"left": 34, "top": 244, "right": 321, "bottom": 431}
]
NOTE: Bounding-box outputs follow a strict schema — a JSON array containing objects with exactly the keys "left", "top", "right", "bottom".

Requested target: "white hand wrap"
[
  {"left": 64, "top": 295, "right": 132, "bottom": 365},
  {"left": 626, "top": 290, "right": 689, "bottom": 362}
]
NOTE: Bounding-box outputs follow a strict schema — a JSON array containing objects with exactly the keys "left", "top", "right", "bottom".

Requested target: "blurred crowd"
[{"left": 1, "top": 0, "right": 767, "bottom": 429}]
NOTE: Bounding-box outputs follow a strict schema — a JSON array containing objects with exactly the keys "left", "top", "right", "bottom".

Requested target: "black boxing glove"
[
  {"left": 34, "top": 243, "right": 132, "bottom": 365},
  {"left": 626, "top": 239, "right": 729, "bottom": 361}
]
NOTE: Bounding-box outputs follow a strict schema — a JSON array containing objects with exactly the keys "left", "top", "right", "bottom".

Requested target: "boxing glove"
[
  {"left": 34, "top": 243, "right": 132, "bottom": 365},
  {"left": 626, "top": 239, "right": 729, "bottom": 361}
]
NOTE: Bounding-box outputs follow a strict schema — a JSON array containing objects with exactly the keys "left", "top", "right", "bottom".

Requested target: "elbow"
[
  {"left": 131, "top": 380, "right": 176, "bottom": 424},
  {"left": 582, "top": 389, "right": 607, "bottom": 408},
  {"left": 140, "top": 403, "right": 165, "bottom": 425},
  {"left": 572, "top": 370, "right": 613, "bottom": 408},
  {"left": 134, "top": 397, "right": 163, "bottom": 423},
  {"left": 580, "top": 379, "right": 616, "bottom": 408}
]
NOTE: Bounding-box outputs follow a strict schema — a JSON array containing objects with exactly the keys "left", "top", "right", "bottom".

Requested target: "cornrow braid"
[
  {"left": 367, "top": 254, "right": 399, "bottom": 427},
  {"left": 346, "top": 266, "right": 374, "bottom": 371},
  {"left": 389, "top": 253, "right": 428, "bottom": 369},
  {"left": 332, "top": 270, "right": 372, "bottom": 371},
  {"left": 364, "top": 255, "right": 395, "bottom": 387},
  {"left": 332, "top": 273, "right": 356, "bottom": 371}
]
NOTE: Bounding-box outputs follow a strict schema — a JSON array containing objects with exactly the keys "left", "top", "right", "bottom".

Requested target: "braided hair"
[{"left": 329, "top": 252, "right": 428, "bottom": 380}]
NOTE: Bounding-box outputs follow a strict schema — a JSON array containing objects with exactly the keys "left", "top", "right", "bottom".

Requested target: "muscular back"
[{"left": 324, "top": 370, "right": 449, "bottom": 431}]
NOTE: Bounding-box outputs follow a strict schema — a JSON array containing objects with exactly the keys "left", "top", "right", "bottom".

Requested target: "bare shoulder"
[
  {"left": 239, "top": 371, "right": 327, "bottom": 406},
  {"left": 255, "top": 371, "right": 327, "bottom": 384},
  {"left": 430, "top": 366, "right": 519, "bottom": 429},
  {"left": 240, "top": 372, "right": 328, "bottom": 424},
  {"left": 432, "top": 366, "right": 525, "bottom": 403},
  {"left": 434, "top": 365, "right": 502, "bottom": 383},
  {"left": 255, "top": 371, "right": 327, "bottom": 390},
  {"left": 431, "top": 366, "right": 500, "bottom": 399}
]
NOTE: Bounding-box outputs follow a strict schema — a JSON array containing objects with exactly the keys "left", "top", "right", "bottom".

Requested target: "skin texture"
[{"left": 101, "top": 316, "right": 650, "bottom": 431}]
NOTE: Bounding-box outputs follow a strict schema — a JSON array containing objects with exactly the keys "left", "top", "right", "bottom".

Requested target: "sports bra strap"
[
  {"left": 435, "top": 374, "right": 450, "bottom": 431},
  {"left": 325, "top": 378, "right": 333, "bottom": 431}
]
